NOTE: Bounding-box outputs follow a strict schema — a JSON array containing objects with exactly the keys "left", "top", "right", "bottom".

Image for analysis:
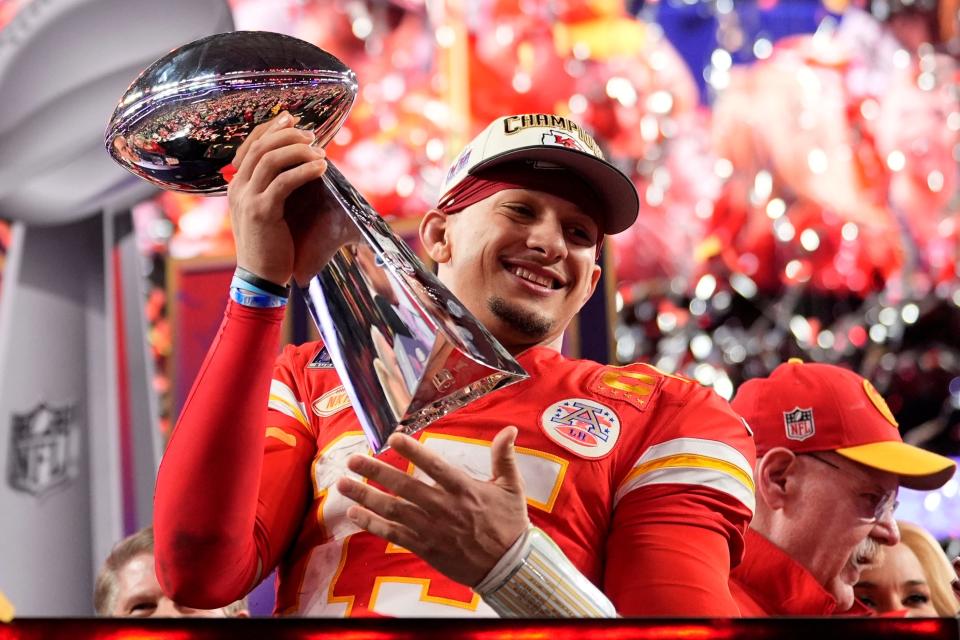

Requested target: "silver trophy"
[{"left": 105, "top": 31, "right": 527, "bottom": 453}]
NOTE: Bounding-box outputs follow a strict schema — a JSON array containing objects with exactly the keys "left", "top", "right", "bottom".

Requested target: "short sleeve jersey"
[{"left": 261, "top": 341, "right": 756, "bottom": 617}]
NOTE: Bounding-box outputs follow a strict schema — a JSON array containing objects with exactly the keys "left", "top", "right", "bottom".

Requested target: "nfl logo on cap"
[{"left": 783, "top": 407, "right": 815, "bottom": 442}]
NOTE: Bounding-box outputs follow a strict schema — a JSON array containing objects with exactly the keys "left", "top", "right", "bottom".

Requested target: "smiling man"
[
  {"left": 154, "top": 113, "right": 756, "bottom": 617},
  {"left": 729, "top": 360, "right": 956, "bottom": 616}
]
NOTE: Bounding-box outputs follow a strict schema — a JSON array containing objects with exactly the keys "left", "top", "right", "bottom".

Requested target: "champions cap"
[
  {"left": 732, "top": 359, "right": 956, "bottom": 490},
  {"left": 439, "top": 114, "right": 640, "bottom": 234}
]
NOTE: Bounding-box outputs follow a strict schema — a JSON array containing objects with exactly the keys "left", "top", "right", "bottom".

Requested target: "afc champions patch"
[
  {"left": 540, "top": 398, "right": 620, "bottom": 459},
  {"left": 783, "top": 407, "right": 815, "bottom": 442}
]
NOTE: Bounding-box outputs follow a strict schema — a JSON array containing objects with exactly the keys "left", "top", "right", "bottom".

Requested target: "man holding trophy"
[{"left": 152, "top": 108, "right": 756, "bottom": 617}]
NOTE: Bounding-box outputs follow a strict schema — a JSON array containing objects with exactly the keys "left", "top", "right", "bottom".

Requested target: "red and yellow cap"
[{"left": 731, "top": 359, "right": 956, "bottom": 490}]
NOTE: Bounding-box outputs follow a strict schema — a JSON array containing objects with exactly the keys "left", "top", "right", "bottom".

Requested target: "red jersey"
[
  {"left": 730, "top": 528, "right": 872, "bottom": 616},
  {"left": 259, "top": 339, "right": 756, "bottom": 616}
]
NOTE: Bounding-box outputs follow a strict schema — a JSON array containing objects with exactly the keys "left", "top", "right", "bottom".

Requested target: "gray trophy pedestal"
[{"left": 0, "top": 0, "right": 233, "bottom": 615}]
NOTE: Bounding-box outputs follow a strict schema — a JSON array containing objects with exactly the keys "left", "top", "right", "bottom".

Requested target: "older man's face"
[
  {"left": 789, "top": 453, "right": 901, "bottom": 611},
  {"left": 112, "top": 553, "right": 229, "bottom": 618}
]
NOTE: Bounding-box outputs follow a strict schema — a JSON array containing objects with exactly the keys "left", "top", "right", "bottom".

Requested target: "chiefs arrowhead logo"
[{"left": 541, "top": 129, "right": 585, "bottom": 151}]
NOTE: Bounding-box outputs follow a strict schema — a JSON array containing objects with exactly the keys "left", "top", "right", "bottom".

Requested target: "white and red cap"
[{"left": 438, "top": 114, "right": 640, "bottom": 234}]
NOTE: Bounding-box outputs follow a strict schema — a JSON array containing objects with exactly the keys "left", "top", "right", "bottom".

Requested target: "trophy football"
[{"left": 105, "top": 31, "right": 527, "bottom": 453}]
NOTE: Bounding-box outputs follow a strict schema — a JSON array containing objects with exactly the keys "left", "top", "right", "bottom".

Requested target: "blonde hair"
[
  {"left": 898, "top": 521, "right": 960, "bottom": 617},
  {"left": 94, "top": 526, "right": 248, "bottom": 617}
]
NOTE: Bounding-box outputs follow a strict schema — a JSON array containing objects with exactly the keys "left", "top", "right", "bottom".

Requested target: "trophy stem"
[{"left": 299, "top": 162, "right": 527, "bottom": 453}]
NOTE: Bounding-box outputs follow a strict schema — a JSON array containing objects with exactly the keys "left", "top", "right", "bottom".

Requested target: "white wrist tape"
[
  {"left": 474, "top": 528, "right": 532, "bottom": 595},
  {"left": 474, "top": 527, "right": 617, "bottom": 618}
]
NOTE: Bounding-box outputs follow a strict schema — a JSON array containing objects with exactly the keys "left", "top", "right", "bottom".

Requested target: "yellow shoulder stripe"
[
  {"left": 622, "top": 452, "right": 755, "bottom": 492},
  {"left": 265, "top": 427, "right": 297, "bottom": 447},
  {"left": 268, "top": 392, "right": 309, "bottom": 427}
]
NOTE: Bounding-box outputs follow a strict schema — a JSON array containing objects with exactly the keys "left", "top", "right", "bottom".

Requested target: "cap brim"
[
  {"left": 836, "top": 441, "right": 956, "bottom": 490},
  {"left": 470, "top": 146, "right": 639, "bottom": 234}
]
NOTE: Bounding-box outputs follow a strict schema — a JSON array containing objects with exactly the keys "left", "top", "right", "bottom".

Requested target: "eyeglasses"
[{"left": 804, "top": 453, "right": 900, "bottom": 523}]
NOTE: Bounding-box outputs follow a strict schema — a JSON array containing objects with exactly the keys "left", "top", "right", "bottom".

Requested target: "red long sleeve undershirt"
[{"left": 154, "top": 301, "right": 284, "bottom": 608}]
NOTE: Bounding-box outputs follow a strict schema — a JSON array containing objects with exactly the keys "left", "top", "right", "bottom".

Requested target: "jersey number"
[{"left": 304, "top": 432, "right": 568, "bottom": 616}]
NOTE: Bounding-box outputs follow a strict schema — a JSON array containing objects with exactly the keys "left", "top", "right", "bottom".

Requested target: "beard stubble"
[{"left": 488, "top": 295, "right": 553, "bottom": 339}]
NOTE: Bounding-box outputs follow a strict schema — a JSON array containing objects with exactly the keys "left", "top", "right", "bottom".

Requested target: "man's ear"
[
  {"left": 755, "top": 447, "right": 799, "bottom": 511},
  {"left": 581, "top": 263, "right": 602, "bottom": 306},
  {"left": 420, "top": 208, "right": 452, "bottom": 264}
]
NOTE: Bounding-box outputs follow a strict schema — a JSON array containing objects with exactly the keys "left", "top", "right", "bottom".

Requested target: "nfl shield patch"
[
  {"left": 7, "top": 403, "right": 79, "bottom": 497},
  {"left": 783, "top": 407, "right": 815, "bottom": 442},
  {"left": 307, "top": 346, "right": 335, "bottom": 369}
]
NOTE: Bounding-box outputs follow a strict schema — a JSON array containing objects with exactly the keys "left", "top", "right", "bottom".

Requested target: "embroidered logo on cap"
[
  {"left": 501, "top": 114, "right": 604, "bottom": 157},
  {"left": 540, "top": 397, "right": 620, "bottom": 459},
  {"left": 784, "top": 407, "right": 815, "bottom": 441},
  {"left": 444, "top": 147, "right": 472, "bottom": 185},
  {"left": 863, "top": 380, "right": 899, "bottom": 428},
  {"left": 541, "top": 129, "right": 585, "bottom": 152}
]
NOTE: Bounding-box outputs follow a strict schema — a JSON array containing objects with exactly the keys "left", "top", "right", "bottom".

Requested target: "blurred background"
[{"left": 0, "top": 0, "right": 957, "bottom": 615}]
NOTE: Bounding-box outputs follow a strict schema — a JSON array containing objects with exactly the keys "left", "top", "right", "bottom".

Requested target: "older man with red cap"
[{"left": 729, "top": 358, "right": 956, "bottom": 616}]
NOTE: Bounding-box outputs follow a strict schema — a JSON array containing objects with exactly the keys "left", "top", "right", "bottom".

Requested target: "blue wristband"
[
  {"left": 231, "top": 274, "right": 288, "bottom": 299},
  {"left": 233, "top": 267, "right": 290, "bottom": 297},
  {"left": 230, "top": 286, "right": 288, "bottom": 308}
]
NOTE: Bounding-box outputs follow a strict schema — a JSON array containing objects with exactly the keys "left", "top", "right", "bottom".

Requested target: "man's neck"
[{"left": 502, "top": 332, "right": 565, "bottom": 357}]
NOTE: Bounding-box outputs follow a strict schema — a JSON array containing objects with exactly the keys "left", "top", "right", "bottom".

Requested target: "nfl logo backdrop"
[
  {"left": 783, "top": 407, "right": 816, "bottom": 442},
  {"left": 7, "top": 403, "right": 79, "bottom": 497}
]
